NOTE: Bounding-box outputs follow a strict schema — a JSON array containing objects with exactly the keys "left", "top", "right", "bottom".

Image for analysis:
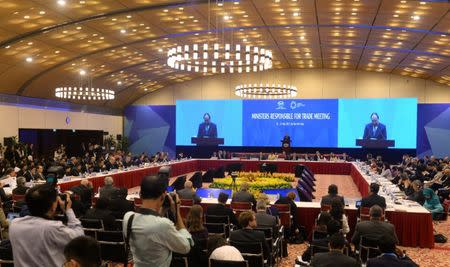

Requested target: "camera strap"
[{"left": 125, "top": 208, "right": 161, "bottom": 250}]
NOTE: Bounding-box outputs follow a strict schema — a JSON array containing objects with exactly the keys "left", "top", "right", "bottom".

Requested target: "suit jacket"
[
  {"left": 229, "top": 228, "right": 269, "bottom": 259},
  {"left": 255, "top": 211, "right": 277, "bottom": 229},
  {"left": 363, "top": 123, "right": 387, "bottom": 140},
  {"left": 367, "top": 254, "right": 418, "bottom": 267},
  {"left": 351, "top": 220, "right": 398, "bottom": 247},
  {"left": 232, "top": 191, "right": 256, "bottom": 207},
  {"left": 206, "top": 203, "right": 238, "bottom": 225},
  {"left": 197, "top": 122, "right": 218, "bottom": 138},
  {"left": 108, "top": 199, "right": 134, "bottom": 219},
  {"left": 34, "top": 172, "right": 45, "bottom": 181},
  {"left": 320, "top": 194, "right": 345, "bottom": 206},
  {"left": 70, "top": 184, "right": 93, "bottom": 210},
  {"left": 12, "top": 186, "right": 29, "bottom": 195},
  {"left": 310, "top": 251, "right": 359, "bottom": 267},
  {"left": 99, "top": 185, "right": 117, "bottom": 200},
  {"left": 361, "top": 194, "right": 386, "bottom": 209},
  {"left": 24, "top": 171, "right": 34, "bottom": 182},
  {"left": 177, "top": 188, "right": 201, "bottom": 204}
]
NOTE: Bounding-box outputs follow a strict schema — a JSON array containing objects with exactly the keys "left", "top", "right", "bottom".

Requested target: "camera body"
[{"left": 163, "top": 192, "right": 177, "bottom": 208}]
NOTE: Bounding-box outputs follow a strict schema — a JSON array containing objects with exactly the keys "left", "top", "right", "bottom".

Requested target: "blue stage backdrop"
[
  {"left": 125, "top": 102, "right": 449, "bottom": 158},
  {"left": 417, "top": 103, "right": 450, "bottom": 158},
  {"left": 243, "top": 99, "right": 338, "bottom": 147},
  {"left": 338, "top": 98, "right": 418, "bottom": 149},
  {"left": 124, "top": 105, "right": 176, "bottom": 158}
]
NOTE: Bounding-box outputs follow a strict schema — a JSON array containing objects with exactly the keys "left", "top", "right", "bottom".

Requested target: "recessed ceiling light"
[
  {"left": 5, "top": 46, "right": 10, "bottom": 49},
  {"left": 39, "top": 11, "right": 46, "bottom": 15},
  {"left": 393, "top": 14, "right": 399, "bottom": 17},
  {"left": 419, "top": 1, "right": 426, "bottom": 4},
  {"left": 79, "top": 69, "right": 86, "bottom": 75},
  {"left": 24, "top": 15, "right": 30, "bottom": 19},
  {"left": 26, "top": 57, "right": 33, "bottom": 63},
  {"left": 144, "top": 88, "right": 148, "bottom": 91},
  {"left": 57, "top": 0, "right": 66, "bottom": 6},
  {"left": 158, "top": 48, "right": 163, "bottom": 52},
  {"left": 224, "top": 15, "right": 232, "bottom": 20},
  {"left": 120, "top": 29, "right": 127, "bottom": 34},
  {"left": 300, "top": 36, "right": 305, "bottom": 40},
  {"left": 293, "top": 12, "right": 299, "bottom": 17},
  {"left": 117, "top": 81, "right": 122, "bottom": 85},
  {"left": 55, "top": 50, "right": 60, "bottom": 54},
  {"left": 27, "top": 42, "right": 33, "bottom": 45},
  {"left": 411, "top": 15, "right": 420, "bottom": 20},
  {"left": 76, "top": 26, "right": 82, "bottom": 30},
  {"left": 126, "top": 15, "right": 132, "bottom": 19}
]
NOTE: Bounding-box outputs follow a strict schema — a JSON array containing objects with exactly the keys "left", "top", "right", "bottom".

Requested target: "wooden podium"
[
  {"left": 356, "top": 139, "right": 395, "bottom": 148},
  {"left": 191, "top": 137, "right": 224, "bottom": 146},
  {"left": 281, "top": 139, "right": 291, "bottom": 154}
]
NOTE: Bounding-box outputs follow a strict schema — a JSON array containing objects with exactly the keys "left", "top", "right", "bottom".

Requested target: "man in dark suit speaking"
[
  {"left": 197, "top": 113, "right": 217, "bottom": 138},
  {"left": 363, "top": 112, "right": 387, "bottom": 140}
]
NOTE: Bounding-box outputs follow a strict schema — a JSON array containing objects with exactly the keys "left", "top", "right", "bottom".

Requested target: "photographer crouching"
[{"left": 123, "top": 175, "right": 193, "bottom": 267}]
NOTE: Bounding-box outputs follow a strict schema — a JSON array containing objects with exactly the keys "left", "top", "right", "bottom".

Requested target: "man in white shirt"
[
  {"left": 9, "top": 183, "right": 84, "bottom": 267},
  {"left": 123, "top": 175, "right": 192, "bottom": 267}
]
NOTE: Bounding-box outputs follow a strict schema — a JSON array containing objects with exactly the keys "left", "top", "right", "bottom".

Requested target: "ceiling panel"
[{"left": 0, "top": 0, "right": 446, "bottom": 109}]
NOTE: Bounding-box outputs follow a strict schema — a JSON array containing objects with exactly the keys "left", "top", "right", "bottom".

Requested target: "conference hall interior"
[{"left": 0, "top": 0, "right": 449, "bottom": 267}]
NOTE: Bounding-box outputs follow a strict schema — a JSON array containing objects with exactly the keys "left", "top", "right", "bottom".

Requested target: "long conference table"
[{"left": 58, "top": 159, "right": 434, "bottom": 248}]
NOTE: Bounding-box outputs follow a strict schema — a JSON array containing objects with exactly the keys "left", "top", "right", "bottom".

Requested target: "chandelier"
[
  {"left": 55, "top": 87, "right": 115, "bottom": 101},
  {"left": 167, "top": 43, "right": 273, "bottom": 74},
  {"left": 235, "top": 84, "right": 298, "bottom": 99}
]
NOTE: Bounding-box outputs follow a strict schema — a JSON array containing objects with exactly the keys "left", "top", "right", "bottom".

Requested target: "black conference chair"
[
  {"left": 209, "top": 259, "right": 249, "bottom": 267},
  {"left": 359, "top": 235, "right": 381, "bottom": 264},
  {"left": 202, "top": 169, "right": 215, "bottom": 183},
  {"left": 172, "top": 175, "right": 187, "bottom": 191},
  {"left": 204, "top": 223, "right": 228, "bottom": 237},
  {"left": 96, "top": 230, "right": 129, "bottom": 266},
  {"left": 80, "top": 218, "right": 104, "bottom": 239},
  {"left": 229, "top": 241, "right": 264, "bottom": 267},
  {"left": 171, "top": 253, "right": 188, "bottom": 267},
  {"left": 191, "top": 171, "right": 204, "bottom": 188}
]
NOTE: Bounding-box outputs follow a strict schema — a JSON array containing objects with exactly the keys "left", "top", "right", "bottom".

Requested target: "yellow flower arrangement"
[{"left": 209, "top": 173, "right": 293, "bottom": 192}]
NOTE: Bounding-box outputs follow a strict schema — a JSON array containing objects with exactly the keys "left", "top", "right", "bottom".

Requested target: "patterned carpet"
[{"left": 277, "top": 174, "right": 450, "bottom": 267}]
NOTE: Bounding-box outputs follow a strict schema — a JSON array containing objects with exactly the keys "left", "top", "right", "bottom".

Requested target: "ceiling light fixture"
[
  {"left": 26, "top": 57, "right": 33, "bottom": 62},
  {"left": 167, "top": 43, "right": 273, "bottom": 74},
  {"left": 55, "top": 87, "right": 115, "bottom": 101},
  {"left": 57, "top": 0, "right": 66, "bottom": 6},
  {"left": 235, "top": 84, "right": 298, "bottom": 99}
]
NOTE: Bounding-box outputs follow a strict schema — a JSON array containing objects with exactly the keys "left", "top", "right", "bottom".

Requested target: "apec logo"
[
  {"left": 276, "top": 101, "right": 286, "bottom": 110},
  {"left": 276, "top": 100, "right": 305, "bottom": 110}
]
